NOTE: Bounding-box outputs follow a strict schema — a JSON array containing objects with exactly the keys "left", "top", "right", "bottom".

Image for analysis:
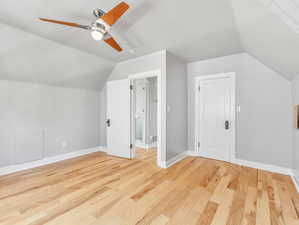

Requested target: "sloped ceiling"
[
  {"left": 0, "top": 22, "right": 115, "bottom": 90},
  {"left": 0, "top": 0, "right": 243, "bottom": 90},
  {"left": 0, "top": 0, "right": 242, "bottom": 62},
  {"left": 0, "top": 0, "right": 297, "bottom": 90},
  {"left": 230, "top": 0, "right": 299, "bottom": 80}
]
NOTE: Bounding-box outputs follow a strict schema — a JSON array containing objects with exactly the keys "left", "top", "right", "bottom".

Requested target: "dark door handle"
[
  {"left": 225, "top": 120, "right": 230, "bottom": 130},
  {"left": 106, "top": 119, "right": 111, "bottom": 127}
]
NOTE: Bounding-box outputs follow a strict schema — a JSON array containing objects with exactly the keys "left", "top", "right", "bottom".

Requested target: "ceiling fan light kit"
[
  {"left": 39, "top": 1, "right": 130, "bottom": 51},
  {"left": 91, "top": 31, "right": 104, "bottom": 41}
]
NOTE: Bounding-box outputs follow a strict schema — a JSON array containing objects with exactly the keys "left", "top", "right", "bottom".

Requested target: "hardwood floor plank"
[
  {"left": 0, "top": 149, "right": 297, "bottom": 225},
  {"left": 240, "top": 187, "right": 257, "bottom": 225},
  {"left": 196, "top": 202, "right": 218, "bottom": 225},
  {"left": 150, "top": 215, "right": 169, "bottom": 225},
  {"left": 256, "top": 171, "right": 271, "bottom": 225},
  {"left": 226, "top": 172, "right": 247, "bottom": 225},
  {"left": 210, "top": 189, "right": 235, "bottom": 225}
]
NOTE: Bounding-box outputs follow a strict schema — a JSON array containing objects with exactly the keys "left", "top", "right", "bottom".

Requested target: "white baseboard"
[
  {"left": 0, "top": 146, "right": 104, "bottom": 176},
  {"left": 186, "top": 150, "right": 292, "bottom": 176},
  {"left": 232, "top": 158, "right": 292, "bottom": 176},
  {"left": 291, "top": 173, "right": 299, "bottom": 193},
  {"left": 186, "top": 150, "right": 297, "bottom": 193},
  {"left": 159, "top": 151, "right": 187, "bottom": 168},
  {"left": 186, "top": 150, "right": 201, "bottom": 157},
  {"left": 135, "top": 142, "right": 157, "bottom": 149},
  {"left": 147, "top": 142, "right": 157, "bottom": 148}
]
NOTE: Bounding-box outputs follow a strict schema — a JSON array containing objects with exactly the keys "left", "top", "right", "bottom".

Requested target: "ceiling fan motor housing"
[{"left": 91, "top": 22, "right": 106, "bottom": 32}]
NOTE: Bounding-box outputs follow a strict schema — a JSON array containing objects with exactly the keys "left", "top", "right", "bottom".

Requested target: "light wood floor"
[{"left": 0, "top": 149, "right": 298, "bottom": 225}]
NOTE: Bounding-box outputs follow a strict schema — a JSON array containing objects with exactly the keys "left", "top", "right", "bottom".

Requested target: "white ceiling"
[
  {"left": 230, "top": 0, "right": 299, "bottom": 80},
  {"left": 0, "top": 22, "right": 114, "bottom": 90},
  {"left": 0, "top": 0, "right": 298, "bottom": 90}
]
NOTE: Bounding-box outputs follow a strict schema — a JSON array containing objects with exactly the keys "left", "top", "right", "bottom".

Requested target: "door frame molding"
[
  {"left": 129, "top": 70, "right": 164, "bottom": 167},
  {"left": 194, "top": 72, "right": 236, "bottom": 162}
]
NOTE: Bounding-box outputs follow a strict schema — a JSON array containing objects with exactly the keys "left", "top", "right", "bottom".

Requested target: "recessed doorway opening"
[
  {"left": 106, "top": 70, "right": 163, "bottom": 167},
  {"left": 129, "top": 70, "right": 162, "bottom": 166}
]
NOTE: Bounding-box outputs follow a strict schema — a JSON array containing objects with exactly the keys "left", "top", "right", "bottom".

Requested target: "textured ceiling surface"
[{"left": 0, "top": 0, "right": 298, "bottom": 90}]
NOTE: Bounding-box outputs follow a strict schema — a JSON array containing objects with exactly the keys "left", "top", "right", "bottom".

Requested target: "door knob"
[
  {"left": 106, "top": 119, "right": 111, "bottom": 127},
  {"left": 225, "top": 120, "right": 230, "bottom": 130}
]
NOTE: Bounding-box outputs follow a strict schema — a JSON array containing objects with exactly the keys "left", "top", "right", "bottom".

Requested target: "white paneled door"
[
  {"left": 107, "top": 79, "right": 132, "bottom": 159},
  {"left": 196, "top": 75, "right": 235, "bottom": 162}
]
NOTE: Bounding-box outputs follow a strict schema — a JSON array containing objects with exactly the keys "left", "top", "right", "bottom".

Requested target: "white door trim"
[
  {"left": 194, "top": 72, "right": 236, "bottom": 162},
  {"left": 129, "top": 70, "right": 164, "bottom": 167}
]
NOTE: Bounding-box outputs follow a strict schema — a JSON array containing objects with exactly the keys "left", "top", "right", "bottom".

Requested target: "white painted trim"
[
  {"left": 159, "top": 151, "right": 188, "bottom": 169},
  {"left": 128, "top": 70, "right": 161, "bottom": 80},
  {"left": 291, "top": 173, "right": 299, "bottom": 193},
  {"left": 232, "top": 158, "right": 292, "bottom": 175},
  {"left": 129, "top": 70, "right": 164, "bottom": 168},
  {"left": 0, "top": 146, "right": 104, "bottom": 176},
  {"left": 186, "top": 150, "right": 292, "bottom": 175},
  {"left": 135, "top": 142, "right": 157, "bottom": 149},
  {"left": 187, "top": 150, "right": 297, "bottom": 193},
  {"left": 194, "top": 72, "right": 236, "bottom": 162},
  {"left": 147, "top": 142, "right": 157, "bottom": 148},
  {"left": 186, "top": 150, "right": 201, "bottom": 157}
]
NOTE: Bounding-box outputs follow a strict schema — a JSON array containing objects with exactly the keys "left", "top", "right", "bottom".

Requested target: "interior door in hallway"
[{"left": 196, "top": 76, "right": 234, "bottom": 162}]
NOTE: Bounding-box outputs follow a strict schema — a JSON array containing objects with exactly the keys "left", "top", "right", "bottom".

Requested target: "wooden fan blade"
[
  {"left": 39, "top": 18, "right": 90, "bottom": 29},
  {"left": 104, "top": 37, "right": 123, "bottom": 52},
  {"left": 101, "top": 2, "right": 129, "bottom": 26}
]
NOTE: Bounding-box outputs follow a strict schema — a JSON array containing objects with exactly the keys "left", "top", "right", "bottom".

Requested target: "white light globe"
[{"left": 91, "top": 31, "right": 104, "bottom": 41}]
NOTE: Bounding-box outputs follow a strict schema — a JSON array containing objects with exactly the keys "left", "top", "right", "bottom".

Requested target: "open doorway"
[
  {"left": 129, "top": 70, "right": 162, "bottom": 166},
  {"left": 106, "top": 70, "right": 163, "bottom": 167},
  {"left": 132, "top": 77, "right": 158, "bottom": 159}
]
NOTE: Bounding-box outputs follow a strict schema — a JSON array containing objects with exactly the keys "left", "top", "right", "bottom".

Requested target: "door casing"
[{"left": 129, "top": 70, "right": 163, "bottom": 166}]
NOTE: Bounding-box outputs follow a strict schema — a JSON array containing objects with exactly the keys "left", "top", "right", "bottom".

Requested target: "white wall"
[
  {"left": 292, "top": 76, "right": 299, "bottom": 182},
  {"left": 166, "top": 52, "right": 188, "bottom": 160},
  {"left": 0, "top": 80, "right": 101, "bottom": 167},
  {"left": 188, "top": 53, "right": 293, "bottom": 168},
  {"left": 108, "top": 51, "right": 167, "bottom": 81},
  {"left": 103, "top": 50, "right": 187, "bottom": 162},
  {"left": 99, "top": 85, "right": 107, "bottom": 147}
]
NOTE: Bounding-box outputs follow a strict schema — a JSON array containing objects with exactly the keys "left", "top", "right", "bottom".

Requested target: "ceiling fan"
[{"left": 39, "top": 1, "right": 130, "bottom": 52}]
